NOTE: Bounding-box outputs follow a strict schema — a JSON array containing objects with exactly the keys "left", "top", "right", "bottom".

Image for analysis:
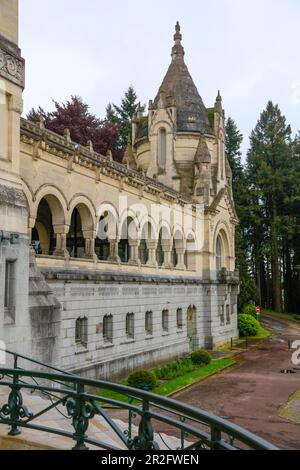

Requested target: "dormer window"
[{"left": 158, "top": 128, "right": 167, "bottom": 169}]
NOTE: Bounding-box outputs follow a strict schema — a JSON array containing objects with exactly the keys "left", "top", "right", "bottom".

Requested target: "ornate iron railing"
[{"left": 0, "top": 349, "right": 278, "bottom": 451}]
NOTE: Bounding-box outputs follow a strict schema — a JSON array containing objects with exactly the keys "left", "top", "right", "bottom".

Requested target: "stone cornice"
[
  {"left": 0, "top": 33, "right": 25, "bottom": 89},
  {"left": 20, "top": 118, "right": 194, "bottom": 208}
]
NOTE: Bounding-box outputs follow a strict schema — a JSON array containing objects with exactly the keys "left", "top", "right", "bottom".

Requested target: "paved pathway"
[
  {"left": 171, "top": 315, "right": 300, "bottom": 450},
  {"left": 110, "top": 314, "right": 300, "bottom": 450}
]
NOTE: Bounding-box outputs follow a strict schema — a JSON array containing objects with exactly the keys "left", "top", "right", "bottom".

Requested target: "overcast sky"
[{"left": 20, "top": 0, "right": 300, "bottom": 159}]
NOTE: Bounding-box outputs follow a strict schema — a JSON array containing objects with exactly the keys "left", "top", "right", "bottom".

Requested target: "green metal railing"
[{"left": 0, "top": 349, "right": 278, "bottom": 451}]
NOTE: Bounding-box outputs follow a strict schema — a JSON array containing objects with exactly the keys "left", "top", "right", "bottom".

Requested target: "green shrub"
[
  {"left": 242, "top": 304, "right": 258, "bottom": 319},
  {"left": 238, "top": 314, "right": 260, "bottom": 337},
  {"left": 127, "top": 370, "right": 157, "bottom": 390},
  {"left": 293, "top": 315, "right": 300, "bottom": 322},
  {"left": 190, "top": 350, "right": 212, "bottom": 366},
  {"left": 154, "top": 359, "right": 196, "bottom": 380}
]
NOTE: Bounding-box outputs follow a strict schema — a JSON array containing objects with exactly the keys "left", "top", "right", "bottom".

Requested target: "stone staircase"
[{"left": 0, "top": 386, "right": 180, "bottom": 450}]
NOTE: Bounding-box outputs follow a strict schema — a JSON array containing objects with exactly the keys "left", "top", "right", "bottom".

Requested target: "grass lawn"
[
  {"left": 97, "top": 358, "right": 235, "bottom": 406},
  {"left": 254, "top": 324, "right": 270, "bottom": 339}
]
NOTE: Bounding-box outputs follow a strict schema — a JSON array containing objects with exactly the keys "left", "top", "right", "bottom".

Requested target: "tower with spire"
[{"left": 131, "top": 22, "right": 233, "bottom": 207}]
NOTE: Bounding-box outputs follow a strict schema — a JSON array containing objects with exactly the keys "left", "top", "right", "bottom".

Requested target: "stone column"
[
  {"left": 128, "top": 239, "right": 141, "bottom": 266},
  {"left": 108, "top": 238, "right": 121, "bottom": 263},
  {"left": 175, "top": 240, "right": 186, "bottom": 271},
  {"left": 83, "top": 230, "right": 97, "bottom": 260},
  {"left": 161, "top": 240, "right": 173, "bottom": 269},
  {"left": 146, "top": 240, "right": 158, "bottom": 268},
  {"left": 53, "top": 224, "right": 69, "bottom": 258}
]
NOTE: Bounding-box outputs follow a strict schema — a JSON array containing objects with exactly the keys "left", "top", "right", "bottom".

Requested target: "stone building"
[{"left": 0, "top": 1, "right": 239, "bottom": 379}]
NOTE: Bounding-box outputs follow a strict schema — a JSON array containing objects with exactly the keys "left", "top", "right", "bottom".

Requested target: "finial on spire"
[
  {"left": 215, "top": 90, "right": 223, "bottom": 114},
  {"left": 172, "top": 21, "right": 185, "bottom": 60},
  {"left": 174, "top": 21, "right": 182, "bottom": 43}
]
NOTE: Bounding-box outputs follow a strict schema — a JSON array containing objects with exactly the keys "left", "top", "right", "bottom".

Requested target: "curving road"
[{"left": 170, "top": 314, "right": 300, "bottom": 450}]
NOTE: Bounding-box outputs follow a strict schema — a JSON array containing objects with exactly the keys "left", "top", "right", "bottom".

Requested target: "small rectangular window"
[
  {"left": 75, "top": 317, "right": 88, "bottom": 348},
  {"left": 145, "top": 311, "right": 153, "bottom": 336},
  {"left": 162, "top": 310, "right": 169, "bottom": 333},
  {"left": 103, "top": 315, "right": 113, "bottom": 343},
  {"left": 126, "top": 313, "right": 135, "bottom": 339},
  {"left": 177, "top": 308, "right": 183, "bottom": 330},
  {"left": 4, "top": 260, "right": 16, "bottom": 323}
]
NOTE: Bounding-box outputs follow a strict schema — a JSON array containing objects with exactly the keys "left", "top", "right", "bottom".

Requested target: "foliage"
[
  {"left": 246, "top": 101, "right": 300, "bottom": 313},
  {"left": 154, "top": 359, "right": 196, "bottom": 381},
  {"left": 293, "top": 315, "right": 300, "bottom": 322},
  {"left": 127, "top": 370, "right": 157, "bottom": 391},
  {"left": 106, "top": 85, "right": 143, "bottom": 150},
  {"left": 190, "top": 350, "right": 212, "bottom": 366},
  {"left": 238, "top": 314, "right": 260, "bottom": 337},
  {"left": 27, "top": 96, "right": 123, "bottom": 162},
  {"left": 242, "top": 304, "right": 258, "bottom": 319},
  {"left": 98, "top": 359, "right": 235, "bottom": 404}
]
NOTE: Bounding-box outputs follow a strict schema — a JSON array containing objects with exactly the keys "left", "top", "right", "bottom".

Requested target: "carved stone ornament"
[{"left": 0, "top": 40, "right": 25, "bottom": 88}]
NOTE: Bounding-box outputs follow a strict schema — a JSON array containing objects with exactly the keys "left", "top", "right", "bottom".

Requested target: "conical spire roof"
[{"left": 154, "top": 22, "right": 211, "bottom": 134}]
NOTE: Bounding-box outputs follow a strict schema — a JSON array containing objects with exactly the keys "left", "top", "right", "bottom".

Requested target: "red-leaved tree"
[{"left": 27, "top": 96, "right": 124, "bottom": 162}]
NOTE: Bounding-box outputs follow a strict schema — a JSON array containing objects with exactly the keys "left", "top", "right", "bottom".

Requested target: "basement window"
[
  {"left": 145, "top": 311, "right": 153, "bottom": 336},
  {"left": 126, "top": 313, "right": 135, "bottom": 340},
  {"left": 162, "top": 309, "right": 169, "bottom": 333},
  {"left": 177, "top": 308, "right": 183, "bottom": 330},
  {"left": 103, "top": 314, "right": 113, "bottom": 344},
  {"left": 75, "top": 317, "right": 88, "bottom": 348}
]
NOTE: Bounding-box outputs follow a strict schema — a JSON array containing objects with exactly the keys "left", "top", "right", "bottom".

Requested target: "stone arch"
[
  {"left": 34, "top": 185, "right": 67, "bottom": 225},
  {"left": 67, "top": 195, "right": 96, "bottom": 232},
  {"left": 213, "top": 222, "right": 231, "bottom": 271},
  {"left": 21, "top": 179, "right": 35, "bottom": 221},
  {"left": 31, "top": 192, "right": 66, "bottom": 256}
]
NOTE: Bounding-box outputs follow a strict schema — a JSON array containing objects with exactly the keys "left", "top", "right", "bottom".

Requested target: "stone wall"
[{"left": 42, "top": 268, "right": 239, "bottom": 380}]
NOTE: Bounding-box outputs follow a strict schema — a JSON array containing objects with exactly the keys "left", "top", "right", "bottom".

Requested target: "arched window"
[
  {"left": 216, "top": 235, "right": 223, "bottom": 271},
  {"left": 103, "top": 315, "right": 113, "bottom": 343},
  {"left": 158, "top": 128, "right": 167, "bottom": 169},
  {"left": 126, "top": 313, "right": 135, "bottom": 339}
]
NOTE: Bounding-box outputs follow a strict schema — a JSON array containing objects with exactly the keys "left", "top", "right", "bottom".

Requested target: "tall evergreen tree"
[
  {"left": 247, "top": 101, "right": 292, "bottom": 312},
  {"left": 106, "top": 86, "right": 143, "bottom": 150}
]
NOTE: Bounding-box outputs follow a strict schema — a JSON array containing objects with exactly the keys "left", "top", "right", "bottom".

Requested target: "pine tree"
[
  {"left": 247, "top": 101, "right": 292, "bottom": 312},
  {"left": 106, "top": 86, "right": 143, "bottom": 149}
]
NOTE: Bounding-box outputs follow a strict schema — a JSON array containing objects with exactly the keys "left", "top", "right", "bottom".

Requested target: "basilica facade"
[{"left": 0, "top": 1, "right": 239, "bottom": 379}]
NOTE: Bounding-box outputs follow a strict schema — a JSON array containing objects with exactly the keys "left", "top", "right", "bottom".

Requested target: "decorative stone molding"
[
  {"left": 0, "top": 35, "right": 25, "bottom": 88},
  {"left": 0, "top": 184, "right": 27, "bottom": 209}
]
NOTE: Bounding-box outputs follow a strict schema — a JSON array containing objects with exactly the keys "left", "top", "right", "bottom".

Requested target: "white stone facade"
[{"left": 0, "top": 3, "right": 240, "bottom": 379}]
